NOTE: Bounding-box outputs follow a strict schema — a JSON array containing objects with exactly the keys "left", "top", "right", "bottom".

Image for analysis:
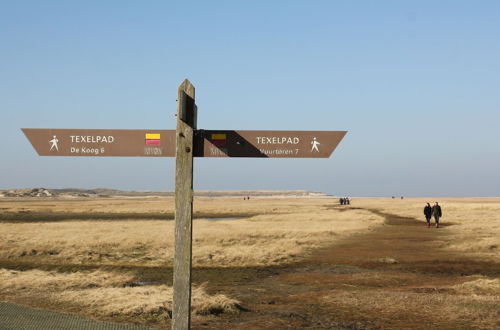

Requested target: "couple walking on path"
[{"left": 424, "top": 202, "right": 442, "bottom": 228}]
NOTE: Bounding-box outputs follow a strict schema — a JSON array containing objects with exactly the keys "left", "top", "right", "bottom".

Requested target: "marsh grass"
[
  {"left": 0, "top": 196, "right": 382, "bottom": 323},
  {"left": 2, "top": 196, "right": 499, "bottom": 327},
  {"left": 450, "top": 276, "right": 500, "bottom": 295},
  {"left": 0, "top": 268, "right": 240, "bottom": 319},
  {"left": 323, "top": 289, "right": 500, "bottom": 328},
  {"left": 0, "top": 197, "right": 382, "bottom": 268}
]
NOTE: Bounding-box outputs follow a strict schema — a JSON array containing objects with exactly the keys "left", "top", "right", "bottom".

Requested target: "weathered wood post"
[{"left": 173, "top": 79, "right": 197, "bottom": 329}]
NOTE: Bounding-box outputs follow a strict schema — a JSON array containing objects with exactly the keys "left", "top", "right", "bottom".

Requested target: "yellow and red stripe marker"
[
  {"left": 145, "top": 133, "right": 161, "bottom": 146},
  {"left": 210, "top": 133, "right": 226, "bottom": 146}
]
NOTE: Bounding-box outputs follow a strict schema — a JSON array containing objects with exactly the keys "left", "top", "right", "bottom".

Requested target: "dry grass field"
[
  {"left": 0, "top": 196, "right": 499, "bottom": 329},
  {"left": 0, "top": 197, "right": 381, "bottom": 267}
]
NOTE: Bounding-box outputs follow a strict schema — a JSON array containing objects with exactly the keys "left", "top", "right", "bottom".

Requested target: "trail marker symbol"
[
  {"left": 49, "top": 135, "right": 59, "bottom": 151},
  {"left": 22, "top": 79, "right": 347, "bottom": 330},
  {"left": 311, "top": 137, "right": 320, "bottom": 152}
]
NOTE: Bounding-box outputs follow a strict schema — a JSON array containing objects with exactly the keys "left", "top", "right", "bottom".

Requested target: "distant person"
[
  {"left": 432, "top": 202, "right": 442, "bottom": 228},
  {"left": 423, "top": 203, "right": 432, "bottom": 228},
  {"left": 346, "top": 197, "right": 350, "bottom": 205}
]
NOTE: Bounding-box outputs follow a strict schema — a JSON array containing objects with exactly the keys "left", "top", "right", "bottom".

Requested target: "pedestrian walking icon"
[
  {"left": 311, "top": 137, "right": 320, "bottom": 152},
  {"left": 49, "top": 135, "right": 59, "bottom": 151}
]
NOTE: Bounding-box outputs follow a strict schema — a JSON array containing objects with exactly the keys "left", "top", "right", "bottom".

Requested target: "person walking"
[
  {"left": 431, "top": 202, "right": 442, "bottom": 228},
  {"left": 423, "top": 203, "right": 432, "bottom": 228}
]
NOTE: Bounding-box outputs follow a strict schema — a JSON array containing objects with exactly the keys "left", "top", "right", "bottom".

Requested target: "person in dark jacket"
[
  {"left": 423, "top": 203, "right": 432, "bottom": 228},
  {"left": 431, "top": 202, "right": 442, "bottom": 228}
]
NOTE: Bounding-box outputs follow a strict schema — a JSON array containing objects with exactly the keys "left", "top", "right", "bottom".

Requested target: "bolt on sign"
[{"left": 22, "top": 79, "right": 347, "bottom": 330}]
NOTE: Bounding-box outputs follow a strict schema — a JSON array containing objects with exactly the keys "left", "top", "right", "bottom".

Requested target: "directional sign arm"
[
  {"left": 22, "top": 128, "right": 347, "bottom": 158},
  {"left": 196, "top": 130, "right": 347, "bottom": 158},
  {"left": 21, "top": 128, "right": 176, "bottom": 157}
]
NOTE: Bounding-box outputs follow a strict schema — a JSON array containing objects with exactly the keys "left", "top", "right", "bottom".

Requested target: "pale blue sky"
[{"left": 1, "top": 1, "right": 499, "bottom": 196}]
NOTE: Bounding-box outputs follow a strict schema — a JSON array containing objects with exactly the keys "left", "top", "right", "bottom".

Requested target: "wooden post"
[{"left": 173, "top": 79, "right": 196, "bottom": 330}]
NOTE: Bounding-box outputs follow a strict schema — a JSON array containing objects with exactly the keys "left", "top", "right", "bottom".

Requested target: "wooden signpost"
[
  {"left": 22, "top": 79, "right": 347, "bottom": 330},
  {"left": 173, "top": 80, "right": 196, "bottom": 330}
]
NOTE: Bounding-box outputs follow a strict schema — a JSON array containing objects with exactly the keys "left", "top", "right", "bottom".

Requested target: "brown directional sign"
[
  {"left": 196, "top": 130, "right": 347, "bottom": 158},
  {"left": 22, "top": 128, "right": 176, "bottom": 157},
  {"left": 22, "top": 128, "right": 346, "bottom": 158}
]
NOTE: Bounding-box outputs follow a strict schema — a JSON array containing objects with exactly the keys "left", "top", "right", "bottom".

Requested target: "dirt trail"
[{"left": 194, "top": 207, "right": 500, "bottom": 329}]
